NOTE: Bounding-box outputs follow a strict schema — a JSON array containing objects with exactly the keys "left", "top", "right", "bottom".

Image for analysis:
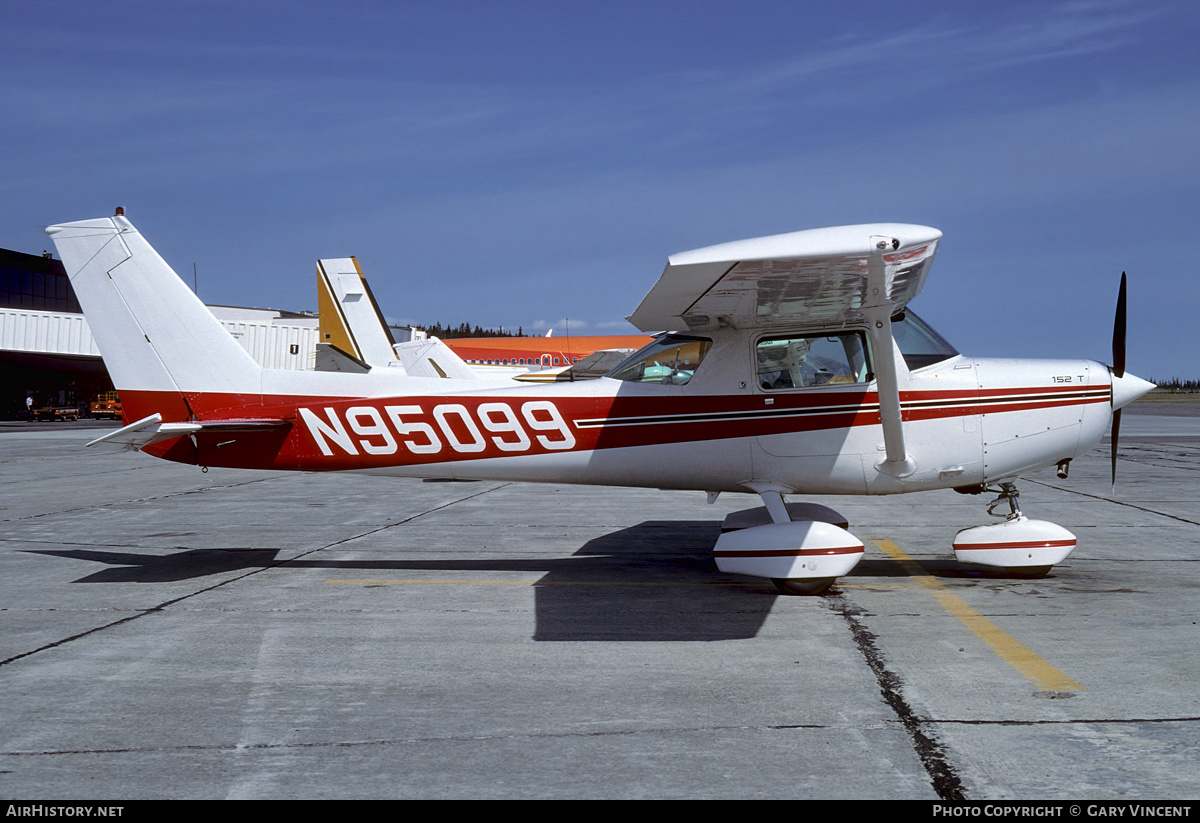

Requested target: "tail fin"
[
  {"left": 45, "top": 214, "right": 261, "bottom": 399},
  {"left": 315, "top": 256, "right": 485, "bottom": 381},
  {"left": 393, "top": 336, "right": 480, "bottom": 380},
  {"left": 316, "top": 256, "right": 400, "bottom": 370}
]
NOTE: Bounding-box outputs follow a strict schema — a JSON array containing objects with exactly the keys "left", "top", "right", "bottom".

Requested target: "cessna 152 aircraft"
[{"left": 47, "top": 211, "right": 1153, "bottom": 594}]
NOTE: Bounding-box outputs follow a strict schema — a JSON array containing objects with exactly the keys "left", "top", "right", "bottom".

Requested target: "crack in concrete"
[
  {"left": 0, "top": 720, "right": 862, "bottom": 757},
  {"left": 0, "top": 483, "right": 510, "bottom": 668},
  {"left": 828, "top": 592, "right": 967, "bottom": 801},
  {"left": 1024, "top": 478, "right": 1200, "bottom": 527}
]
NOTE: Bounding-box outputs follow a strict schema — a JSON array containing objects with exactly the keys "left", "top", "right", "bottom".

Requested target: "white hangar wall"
[{"left": 1, "top": 305, "right": 320, "bottom": 370}]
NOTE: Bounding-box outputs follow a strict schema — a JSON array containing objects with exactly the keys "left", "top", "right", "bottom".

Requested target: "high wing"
[
  {"left": 627, "top": 223, "right": 942, "bottom": 478},
  {"left": 627, "top": 223, "right": 941, "bottom": 333}
]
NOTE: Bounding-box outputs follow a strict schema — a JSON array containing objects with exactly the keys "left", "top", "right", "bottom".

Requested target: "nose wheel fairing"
[
  {"left": 953, "top": 517, "right": 1076, "bottom": 573},
  {"left": 952, "top": 481, "right": 1076, "bottom": 573}
]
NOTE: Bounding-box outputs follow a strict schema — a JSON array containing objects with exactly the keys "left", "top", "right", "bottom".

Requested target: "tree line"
[
  {"left": 1148, "top": 378, "right": 1199, "bottom": 391},
  {"left": 420, "top": 322, "right": 527, "bottom": 340}
]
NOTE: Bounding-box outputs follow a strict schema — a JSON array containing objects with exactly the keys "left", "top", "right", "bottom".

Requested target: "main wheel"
[{"left": 771, "top": 577, "right": 835, "bottom": 596}]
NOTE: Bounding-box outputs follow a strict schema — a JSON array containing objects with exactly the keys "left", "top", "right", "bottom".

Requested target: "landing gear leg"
[{"left": 986, "top": 481, "right": 1023, "bottom": 520}]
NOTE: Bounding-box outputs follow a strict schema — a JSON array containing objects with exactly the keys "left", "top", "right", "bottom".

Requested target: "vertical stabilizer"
[
  {"left": 392, "top": 336, "right": 480, "bottom": 380},
  {"left": 316, "top": 257, "right": 400, "bottom": 370},
  {"left": 46, "top": 214, "right": 261, "bottom": 396}
]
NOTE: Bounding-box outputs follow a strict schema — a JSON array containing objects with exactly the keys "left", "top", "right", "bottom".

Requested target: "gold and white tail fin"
[
  {"left": 316, "top": 257, "right": 400, "bottom": 370},
  {"left": 315, "top": 255, "right": 482, "bottom": 381}
]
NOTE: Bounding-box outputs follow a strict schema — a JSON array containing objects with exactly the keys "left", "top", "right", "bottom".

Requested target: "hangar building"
[{"left": 1, "top": 246, "right": 321, "bottom": 420}]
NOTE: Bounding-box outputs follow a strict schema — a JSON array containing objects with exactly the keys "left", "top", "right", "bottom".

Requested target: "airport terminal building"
[{"left": 0, "top": 246, "right": 322, "bottom": 420}]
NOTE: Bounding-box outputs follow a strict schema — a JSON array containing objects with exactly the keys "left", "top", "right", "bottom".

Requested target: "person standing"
[{"left": 26, "top": 395, "right": 34, "bottom": 422}]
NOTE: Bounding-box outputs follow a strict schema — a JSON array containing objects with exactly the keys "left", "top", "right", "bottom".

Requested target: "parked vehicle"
[
  {"left": 90, "top": 392, "right": 123, "bottom": 420},
  {"left": 35, "top": 405, "right": 79, "bottom": 422}
]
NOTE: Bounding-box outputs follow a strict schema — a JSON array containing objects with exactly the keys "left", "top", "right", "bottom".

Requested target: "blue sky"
[{"left": 3, "top": 0, "right": 1197, "bottom": 379}]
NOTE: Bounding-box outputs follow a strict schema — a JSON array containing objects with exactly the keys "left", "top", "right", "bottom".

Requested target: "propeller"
[{"left": 1110, "top": 271, "right": 1127, "bottom": 488}]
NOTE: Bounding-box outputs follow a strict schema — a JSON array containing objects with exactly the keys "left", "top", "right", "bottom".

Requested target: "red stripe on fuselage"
[{"left": 116, "top": 383, "right": 1109, "bottom": 471}]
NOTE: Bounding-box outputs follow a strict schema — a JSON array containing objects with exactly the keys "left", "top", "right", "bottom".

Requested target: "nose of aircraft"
[{"left": 1112, "top": 371, "right": 1155, "bottom": 411}]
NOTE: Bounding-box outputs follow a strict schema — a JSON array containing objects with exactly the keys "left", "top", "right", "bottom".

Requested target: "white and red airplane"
[{"left": 47, "top": 211, "right": 1153, "bottom": 594}]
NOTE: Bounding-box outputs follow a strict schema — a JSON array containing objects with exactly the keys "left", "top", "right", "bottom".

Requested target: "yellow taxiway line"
[
  {"left": 327, "top": 538, "right": 1083, "bottom": 691},
  {"left": 872, "top": 538, "right": 1084, "bottom": 692}
]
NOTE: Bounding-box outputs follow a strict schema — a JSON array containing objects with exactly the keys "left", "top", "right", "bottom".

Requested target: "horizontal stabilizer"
[
  {"left": 87, "top": 414, "right": 199, "bottom": 451},
  {"left": 87, "top": 413, "right": 291, "bottom": 452},
  {"left": 313, "top": 342, "right": 372, "bottom": 373}
]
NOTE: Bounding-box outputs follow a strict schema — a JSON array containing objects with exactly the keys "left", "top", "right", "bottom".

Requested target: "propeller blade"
[
  {"left": 1111, "top": 408, "right": 1121, "bottom": 490},
  {"left": 1112, "top": 271, "right": 1127, "bottom": 379},
  {"left": 1110, "top": 272, "right": 1128, "bottom": 490}
]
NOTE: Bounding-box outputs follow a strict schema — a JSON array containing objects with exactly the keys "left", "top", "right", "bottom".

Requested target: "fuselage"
[
  {"left": 121, "top": 320, "right": 1119, "bottom": 498},
  {"left": 48, "top": 212, "right": 1143, "bottom": 502}
]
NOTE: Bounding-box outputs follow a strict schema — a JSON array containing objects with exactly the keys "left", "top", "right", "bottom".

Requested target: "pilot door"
[{"left": 749, "top": 330, "right": 876, "bottom": 492}]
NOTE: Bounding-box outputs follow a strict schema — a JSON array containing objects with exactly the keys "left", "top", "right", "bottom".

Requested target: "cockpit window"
[
  {"left": 756, "top": 331, "right": 871, "bottom": 390},
  {"left": 891, "top": 310, "right": 958, "bottom": 370},
  {"left": 607, "top": 334, "right": 712, "bottom": 385}
]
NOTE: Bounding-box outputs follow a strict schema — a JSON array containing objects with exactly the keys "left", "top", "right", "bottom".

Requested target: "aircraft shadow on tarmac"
[
  {"left": 23, "top": 521, "right": 773, "bottom": 640},
  {"left": 26, "top": 521, "right": 1059, "bottom": 641},
  {"left": 26, "top": 548, "right": 283, "bottom": 583}
]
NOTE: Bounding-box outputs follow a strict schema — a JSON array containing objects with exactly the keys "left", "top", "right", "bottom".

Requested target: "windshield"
[
  {"left": 892, "top": 310, "right": 958, "bottom": 370},
  {"left": 607, "top": 334, "right": 712, "bottom": 385}
]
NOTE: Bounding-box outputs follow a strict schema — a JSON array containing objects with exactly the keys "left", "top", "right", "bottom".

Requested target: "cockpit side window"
[
  {"left": 891, "top": 310, "right": 958, "bottom": 370},
  {"left": 607, "top": 334, "right": 712, "bottom": 385},
  {"left": 756, "top": 331, "right": 872, "bottom": 390}
]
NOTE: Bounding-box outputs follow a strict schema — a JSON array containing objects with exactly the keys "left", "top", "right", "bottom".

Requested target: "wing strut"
[{"left": 863, "top": 239, "right": 916, "bottom": 478}]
